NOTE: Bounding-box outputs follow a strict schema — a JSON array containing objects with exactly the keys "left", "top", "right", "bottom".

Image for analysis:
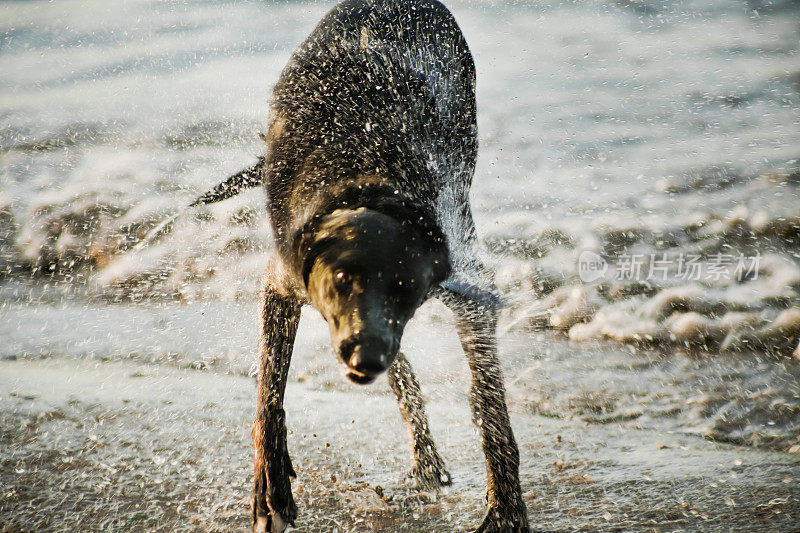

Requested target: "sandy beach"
[{"left": 2, "top": 302, "right": 799, "bottom": 532}]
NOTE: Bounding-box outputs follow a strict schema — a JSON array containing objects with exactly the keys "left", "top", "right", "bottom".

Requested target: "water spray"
[{"left": 131, "top": 158, "right": 264, "bottom": 252}]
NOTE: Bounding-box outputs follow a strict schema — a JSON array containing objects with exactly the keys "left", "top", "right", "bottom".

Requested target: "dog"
[{"left": 222, "top": 0, "right": 530, "bottom": 531}]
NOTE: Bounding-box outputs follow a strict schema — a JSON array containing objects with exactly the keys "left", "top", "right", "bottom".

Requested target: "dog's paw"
[
  {"left": 253, "top": 493, "right": 297, "bottom": 533},
  {"left": 473, "top": 504, "right": 529, "bottom": 533},
  {"left": 253, "top": 455, "right": 298, "bottom": 533},
  {"left": 254, "top": 511, "right": 290, "bottom": 533},
  {"left": 253, "top": 493, "right": 296, "bottom": 533}
]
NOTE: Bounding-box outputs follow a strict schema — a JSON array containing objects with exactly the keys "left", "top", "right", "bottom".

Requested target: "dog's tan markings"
[
  {"left": 262, "top": 254, "right": 304, "bottom": 300},
  {"left": 360, "top": 27, "right": 369, "bottom": 50},
  {"left": 265, "top": 112, "right": 288, "bottom": 145}
]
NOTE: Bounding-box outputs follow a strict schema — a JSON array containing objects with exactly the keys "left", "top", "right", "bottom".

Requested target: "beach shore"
[{"left": 2, "top": 351, "right": 798, "bottom": 532}]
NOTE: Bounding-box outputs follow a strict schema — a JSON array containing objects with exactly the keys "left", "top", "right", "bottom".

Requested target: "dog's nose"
[
  {"left": 339, "top": 336, "right": 393, "bottom": 383},
  {"left": 348, "top": 344, "right": 389, "bottom": 376}
]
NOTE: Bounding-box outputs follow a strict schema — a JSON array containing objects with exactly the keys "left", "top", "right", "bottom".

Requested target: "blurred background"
[
  {"left": 1, "top": 0, "right": 798, "bottom": 302},
  {"left": 1, "top": 0, "right": 799, "bottom": 530}
]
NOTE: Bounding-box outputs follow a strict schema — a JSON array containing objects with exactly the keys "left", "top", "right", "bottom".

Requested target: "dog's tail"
[
  {"left": 131, "top": 158, "right": 264, "bottom": 252},
  {"left": 188, "top": 157, "right": 264, "bottom": 207}
]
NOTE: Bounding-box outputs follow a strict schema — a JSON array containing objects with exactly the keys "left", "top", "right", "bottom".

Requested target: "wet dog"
[{"left": 249, "top": 0, "right": 528, "bottom": 531}]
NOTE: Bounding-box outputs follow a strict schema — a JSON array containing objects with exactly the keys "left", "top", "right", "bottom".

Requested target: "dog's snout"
[
  {"left": 338, "top": 337, "right": 357, "bottom": 363},
  {"left": 349, "top": 344, "right": 388, "bottom": 375},
  {"left": 339, "top": 335, "right": 394, "bottom": 384}
]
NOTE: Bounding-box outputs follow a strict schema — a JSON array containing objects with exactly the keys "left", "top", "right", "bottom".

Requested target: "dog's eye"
[{"left": 333, "top": 270, "right": 352, "bottom": 292}]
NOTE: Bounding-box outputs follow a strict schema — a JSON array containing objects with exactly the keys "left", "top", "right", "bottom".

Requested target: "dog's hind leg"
[
  {"left": 388, "top": 351, "right": 451, "bottom": 489},
  {"left": 252, "top": 270, "right": 302, "bottom": 533},
  {"left": 441, "top": 288, "right": 529, "bottom": 532}
]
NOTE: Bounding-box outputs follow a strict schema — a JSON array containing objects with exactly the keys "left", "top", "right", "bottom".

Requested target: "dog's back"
[{"left": 263, "top": 0, "right": 478, "bottom": 268}]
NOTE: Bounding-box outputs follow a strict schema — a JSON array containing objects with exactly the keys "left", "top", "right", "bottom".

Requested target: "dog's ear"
[
  {"left": 299, "top": 235, "right": 337, "bottom": 289},
  {"left": 432, "top": 277, "right": 503, "bottom": 311}
]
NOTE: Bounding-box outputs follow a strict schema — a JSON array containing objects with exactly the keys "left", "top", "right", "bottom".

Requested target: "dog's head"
[{"left": 300, "top": 208, "right": 449, "bottom": 384}]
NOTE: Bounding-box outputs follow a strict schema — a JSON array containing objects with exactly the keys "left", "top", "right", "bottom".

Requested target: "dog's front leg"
[
  {"left": 388, "top": 351, "right": 451, "bottom": 489},
  {"left": 451, "top": 298, "right": 529, "bottom": 532},
  {"left": 252, "top": 278, "right": 302, "bottom": 533}
]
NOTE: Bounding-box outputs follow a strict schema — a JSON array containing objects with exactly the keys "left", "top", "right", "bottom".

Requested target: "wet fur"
[{"left": 251, "top": 0, "right": 528, "bottom": 531}]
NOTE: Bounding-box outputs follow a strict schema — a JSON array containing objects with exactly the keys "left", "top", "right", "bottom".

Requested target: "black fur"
[
  {"left": 250, "top": 0, "right": 528, "bottom": 531},
  {"left": 190, "top": 159, "right": 264, "bottom": 207}
]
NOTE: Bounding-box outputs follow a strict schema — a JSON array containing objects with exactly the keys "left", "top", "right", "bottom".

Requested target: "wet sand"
[{"left": 2, "top": 346, "right": 798, "bottom": 532}]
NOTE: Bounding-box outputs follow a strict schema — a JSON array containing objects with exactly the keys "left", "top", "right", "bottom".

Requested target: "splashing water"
[{"left": 1, "top": 0, "right": 799, "bottom": 531}]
